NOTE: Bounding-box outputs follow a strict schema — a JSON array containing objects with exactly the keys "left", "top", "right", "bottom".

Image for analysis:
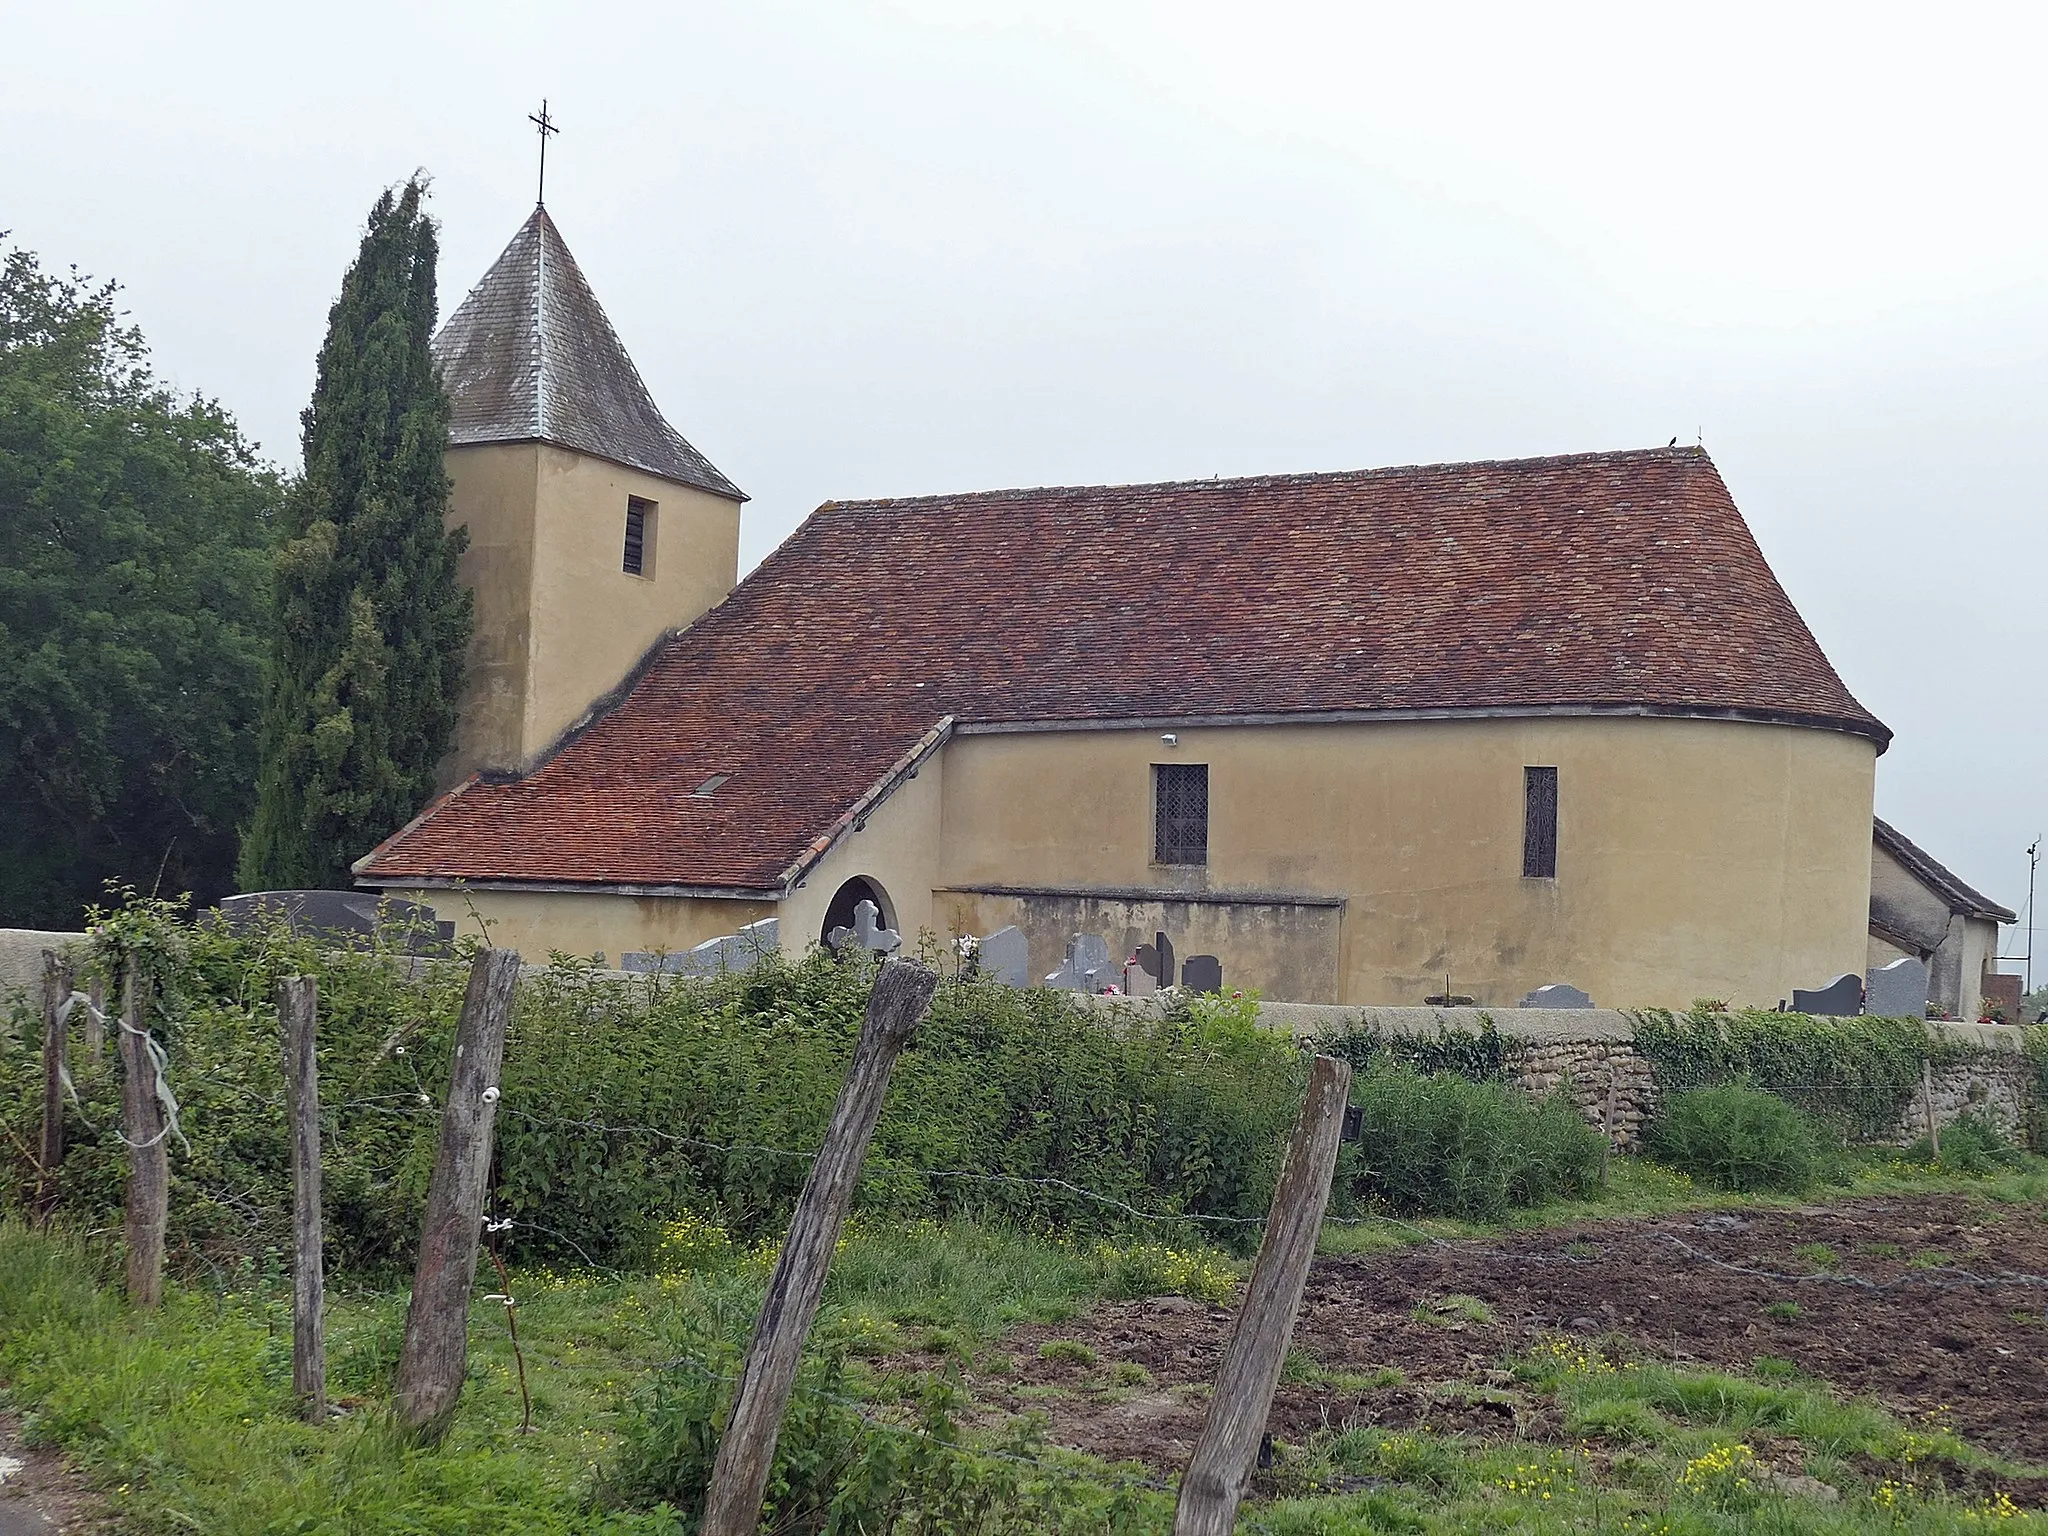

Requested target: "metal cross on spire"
[{"left": 528, "top": 100, "right": 560, "bottom": 206}]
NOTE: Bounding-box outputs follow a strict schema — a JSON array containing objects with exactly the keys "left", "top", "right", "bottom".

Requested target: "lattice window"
[
  {"left": 623, "top": 496, "right": 654, "bottom": 576},
  {"left": 1154, "top": 763, "right": 1209, "bottom": 866},
  {"left": 1523, "top": 765, "right": 1558, "bottom": 878}
]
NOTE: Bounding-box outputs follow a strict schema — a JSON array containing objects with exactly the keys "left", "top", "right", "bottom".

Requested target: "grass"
[{"left": 5, "top": 1149, "right": 2045, "bottom": 1532}]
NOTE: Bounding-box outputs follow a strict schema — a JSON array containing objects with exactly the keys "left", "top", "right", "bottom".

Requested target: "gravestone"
[
  {"left": 218, "top": 890, "right": 454, "bottom": 951},
  {"left": 1521, "top": 982, "right": 1594, "bottom": 1009},
  {"left": 1181, "top": 954, "right": 1224, "bottom": 993},
  {"left": 828, "top": 899, "right": 901, "bottom": 957},
  {"left": 1791, "top": 973, "right": 1862, "bottom": 1017},
  {"left": 1865, "top": 956, "right": 1929, "bottom": 1019},
  {"left": 1045, "top": 933, "right": 1113, "bottom": 991},
  {"left": 975, "top": 926, "right": 1030, "bottom": 988},
  {"left": 1134, "top": 932, "right": 1175, "bottom": 988},
  {"left": 621, "top": 916, "right": 781, "bottom": 977},
  {"left": 1123, "top": 954, "right": 1157, "bottom": 997}
]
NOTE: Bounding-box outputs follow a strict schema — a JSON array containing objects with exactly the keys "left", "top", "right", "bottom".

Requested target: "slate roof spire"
[{"left": 431, "top": 208, "right": 743, "bottom": 500}]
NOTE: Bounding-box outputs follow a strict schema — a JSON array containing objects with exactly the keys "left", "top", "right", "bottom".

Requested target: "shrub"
[
  {"left": 1647, "top": 1085, "right": 1835, "bottom": 1193},
  {"left": 601, "top": 1320, "right": 1130, "bottom": 1532},
  {"left": 1, "top": 893, "right": 1311, "bottom": 1277},
  {"left": 1631, "top": 1007, "right": 1958, "bottom": 1140},
  {"left": 1313, "top": 1019, "right": 1512, "bottom": 1082},
  {"left": 1341, "top": 1062, "right": 1606, "bottom": 1220},
  {"left": 1906, "top": 1111, "right": 2023, "bottom": 1175}
]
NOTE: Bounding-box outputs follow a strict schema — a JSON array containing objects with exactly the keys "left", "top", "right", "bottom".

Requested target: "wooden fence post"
[
  {"left": 701, "top": 958, "right": 941, "bottom": 1536},
  {"left": 393, "top": 947, "right": 523, "bottom": 1435},
  {"left": 38, "top": 950, "right": 72, "bottom": 1217},
  {"left": 1173, "top": 1054, "right": 1353, "bottom": 1536},
  {"left": 86, "top": 972, "right": 106, "bottom": 1063},
  {"left": 118, "top": 951, "right": 170, "bottom": 1308},
  {"left": 1922, "top": 1058, "right": 1941, "bottom": 1162},
  {"left": 279, "top": 976, "right": 326, "bottom": 1421}
]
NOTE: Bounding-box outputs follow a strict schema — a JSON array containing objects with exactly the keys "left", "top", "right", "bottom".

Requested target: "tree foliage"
[
  {"left": 242, "top": 178, "right": 469, "bottom": 890},
  {"left": 0, "top": 235, "right": 275, "bottom": 926}
]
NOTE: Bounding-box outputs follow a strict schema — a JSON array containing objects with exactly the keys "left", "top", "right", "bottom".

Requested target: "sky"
[{"left": 7, "top": 0, "right": 2043, "bottom": 947}]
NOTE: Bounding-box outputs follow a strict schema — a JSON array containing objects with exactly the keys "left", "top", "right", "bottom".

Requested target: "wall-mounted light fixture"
[{"left": 1160, "top": 733, "right": 1179, "bottom": 746}]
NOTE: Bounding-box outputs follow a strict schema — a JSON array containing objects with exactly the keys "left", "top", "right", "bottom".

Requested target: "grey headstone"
[
  {"left": 975, "top": 925, "right": 1030, "bottom": 988},
  {"left": 1181, "top": 954, "right": 1223, "bottom": 993},
  {"left": 1135, "top": 932, "right": 1175, "bottom": 985},
  {"left": 1520, "top": 983, "right": 1594, "bottom": 1009},
  {"left": 736, "top": 918, "right": 779, "bottom": 963},
  {"left": 1865, "top": 956, "right": 1929, "bottom": 1019},
  {"left": 217, "top": 890, "right": 453, "bottom": 951},
  {"left": 1045, "top": 933, "right": 1113, "bottom": 991},
  {"left": 1123, "top": 955, "right": 1157, "bottom": 997},
  {"left": 828, "top": 899, "right": 901, "bottom": 957},
  {"left": 1791, "top": 973, "right": 1863, "bottom": 1017}
]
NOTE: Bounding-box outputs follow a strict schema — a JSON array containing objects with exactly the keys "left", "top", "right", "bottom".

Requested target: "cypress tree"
[{"left": 241, "top": 178, "right": 471, "bottom": 889}]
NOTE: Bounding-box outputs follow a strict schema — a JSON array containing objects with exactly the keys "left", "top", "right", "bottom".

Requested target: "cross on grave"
[
  {"left": 828, "top": 899, "right": 901, "bottom": 957},
  {"left": 1044, "top": 933, "right": 1113, "bottom": 992}
]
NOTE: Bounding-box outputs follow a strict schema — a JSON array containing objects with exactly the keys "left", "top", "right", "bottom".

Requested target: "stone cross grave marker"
[
  {"left": 829, "top": 900, "right": 901, "bottom": 958},
  {"left": 1045, "top": 934, "right": 1113, "bottom": 992},
  {"left": 1865, "top": 956, "right": 1929, "bottom": 1019}
]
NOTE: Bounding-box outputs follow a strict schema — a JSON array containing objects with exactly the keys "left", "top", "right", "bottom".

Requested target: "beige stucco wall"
[
  {"left": 442, "top": 444, "right": 540, "bottom": 787},
  {"left": 392, "top": 887, "right": 770, "bottom": 966},
  {"left": 438, "top": 442, "right": 742, "bottom": 786},
  {"left": 935, "top": 716, "right": 1877, "bottom": 1009},
  {"left": 777, "top": 752, "right": 946, "bottom": 956}
]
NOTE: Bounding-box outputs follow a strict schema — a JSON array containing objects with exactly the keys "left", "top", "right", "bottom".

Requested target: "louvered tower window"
[
  {"left": 1523, "top": 766, "right": 1558, "bottom": 878},
  {"left": 623, "top": 496, "right": 655, "bottom": 576},
  {"left": 1154, "top": 763, "right": 1209, "bottom": 866}
]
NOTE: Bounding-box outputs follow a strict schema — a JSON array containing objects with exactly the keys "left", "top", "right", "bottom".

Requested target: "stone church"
[{"left": 354, "top": 203, "right": 1988, "bottom": 1010}]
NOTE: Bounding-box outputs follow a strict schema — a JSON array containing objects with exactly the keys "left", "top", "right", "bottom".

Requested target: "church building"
[{"left": 356, "top": 206, "right": 1897, "bottom": 1009}]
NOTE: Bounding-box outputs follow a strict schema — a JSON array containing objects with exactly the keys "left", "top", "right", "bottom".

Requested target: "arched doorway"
[{"left": 820, "top": 875, "right": 894, "bottom": 947}]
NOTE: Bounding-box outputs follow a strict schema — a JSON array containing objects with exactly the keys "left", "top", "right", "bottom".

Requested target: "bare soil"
[
  {"left": 940, "top": 1193, "right": 2048, "bottom": 1496},
  {"left": 0, "top": 1413, "right": 97, "bottom": 1536}
]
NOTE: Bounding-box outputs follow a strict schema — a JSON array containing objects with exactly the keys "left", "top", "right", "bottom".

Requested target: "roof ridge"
[{"left": 821, "top": 444, "right": 1712, "bottom": 514}]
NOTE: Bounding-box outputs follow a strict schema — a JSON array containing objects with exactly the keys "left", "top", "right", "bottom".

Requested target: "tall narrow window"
[
  {"left": 1154, "top": 763, "right": 1209, "bottom": 866},
  {"left": 623, "top": 496, "right": 655, "bottom": 576},
  {"left": 1523, "top": 766, "right": 1558, "bottom": 879}
]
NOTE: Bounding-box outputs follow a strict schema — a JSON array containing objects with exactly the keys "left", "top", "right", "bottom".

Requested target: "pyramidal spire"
[{"left": 431, "top": 208, "right": 743, "bottom": 500}]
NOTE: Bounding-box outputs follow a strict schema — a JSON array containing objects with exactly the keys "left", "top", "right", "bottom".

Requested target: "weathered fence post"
[
  {"left": 118, "top": 951, "right": 170, "bottom": 1308},
  {"left": 393, "top": 947, "right": 523, "bottom": 1435},
  {"left": 1173, "top": 1054, "right": 1353, "bottom": 1536},
  {"left": 701, "top": 958, "right": 941, "bottom": 1536},
  {"left": 86, "top": 972, "right": 106, "bottom": 1062},
  {"left": 38, "top": 949, "right": 72, "bottom": 1217},
  {"left": 1922, "top": 1058, "right": 1941, "bottom": 1161},
  {"left": 279, "top": 975, "right": 325, "bottom": 1421}
]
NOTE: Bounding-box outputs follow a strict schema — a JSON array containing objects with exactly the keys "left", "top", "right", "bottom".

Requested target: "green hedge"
[
  {"left": 0, "top": 901, "right": 1311, "bottom": 1275},
  {"left": 1630, "top": 1006, "right": 1970, "bottom": 1141}
]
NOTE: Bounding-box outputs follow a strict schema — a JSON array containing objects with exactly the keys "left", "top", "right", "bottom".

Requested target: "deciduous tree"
[{"left": 0, "top": 236, "right": 275, "bottom": 926}]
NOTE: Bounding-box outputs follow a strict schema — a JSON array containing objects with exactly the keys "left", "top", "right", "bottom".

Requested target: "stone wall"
[
  {"left": 1081, "top": 996, "right": 2040, "bottom": 1150},
  {"left": 0, "top": 929, "right": 87, "bottom": 1010}
]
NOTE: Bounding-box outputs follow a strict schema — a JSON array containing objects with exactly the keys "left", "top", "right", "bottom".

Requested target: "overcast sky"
[{"left": 8, "top": 0, "right": 2043, "bottom": 945}]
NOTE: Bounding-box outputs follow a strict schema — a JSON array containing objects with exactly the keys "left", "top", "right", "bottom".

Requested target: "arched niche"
[{"left": 819, "top": 875, "right": 895, "bottom": 947}]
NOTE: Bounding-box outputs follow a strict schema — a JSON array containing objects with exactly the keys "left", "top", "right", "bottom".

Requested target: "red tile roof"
[{"left": 357, "top": 447, "right": 1886, "bottom": 892}]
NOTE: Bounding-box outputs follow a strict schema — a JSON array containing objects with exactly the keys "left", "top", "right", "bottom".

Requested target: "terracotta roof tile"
[
  {"left": 359, "top": 447, "right": 1886, "bottom": 891},
  {"left": 432, "top": 208, "right": 743, "bottom": 499}
]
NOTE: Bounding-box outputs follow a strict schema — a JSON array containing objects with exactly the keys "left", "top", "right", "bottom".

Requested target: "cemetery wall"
[
  {"left": 938, "top": 888, "right": 1343, "bottom": 1003},
  {"left": 378, "top": 888, "right": 771, "bottom": 967},
  {"left": 936, "top": 714, "right": 1875, "bottom": 1011},
  {"left": 1080, "top": 997, "right": 2037, "bottom": 1151},
  {"left": 0, "top": 929, "right": 86, "bottom": 1002}
]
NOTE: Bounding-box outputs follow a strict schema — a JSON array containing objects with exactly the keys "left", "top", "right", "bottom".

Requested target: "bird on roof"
[{"left": 1667, "top": 436, "right": 1678, "bottom": 446}]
